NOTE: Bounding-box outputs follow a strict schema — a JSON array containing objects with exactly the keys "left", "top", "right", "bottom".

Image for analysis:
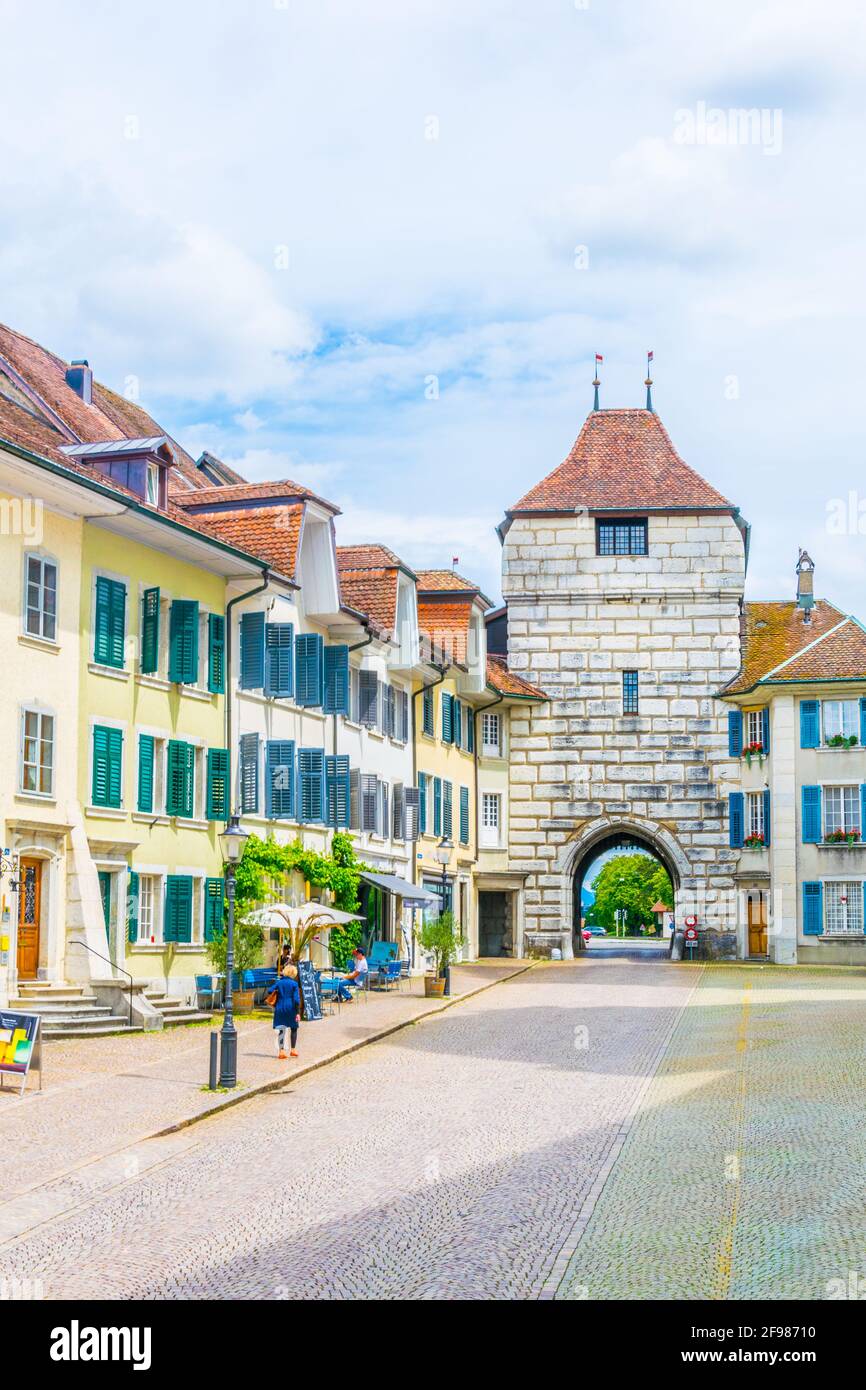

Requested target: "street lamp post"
[
  {"left": 434, "top": 834, "right": 453, "bottom": 996},
  {"left": 218, "top": 814, "right": 249, "bottom": 1089}
]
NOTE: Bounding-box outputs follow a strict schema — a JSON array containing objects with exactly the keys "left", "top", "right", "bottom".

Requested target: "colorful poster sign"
[{"left": 0, "top": 1010, "right": 41, "bottom": 1092}]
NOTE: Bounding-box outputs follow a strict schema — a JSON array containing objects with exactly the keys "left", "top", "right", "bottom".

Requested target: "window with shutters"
[
  {"left": 824, "top": 881, "right": 863, "bottom": 936},
  {"left": 137, "top": 734, "right": 156, "bottom": 813},
  {"left": 418, "top": 773, "right": 427, "bottom": 834},
  {"left": 203, "top": 877, "right": 225, "bottom": 941},
  {"left": 360, "top": 773, "right": 379, "bottom": 833},
  {"left": 24, "top": 553, "right": 58, "bottom": 642},
  {"left": 140, "top": 587, "right": 160, "bottom": 674},
  {"left": 93, "top": 574, "right": 127, "bottom": 669},
  {"left": 480, "top": 792, "right": 501, "bottom": 848},
  {"left": 298, "top": 748, "right": 325, "bottom": 822},
  {"left": 622, "top": 670, "right": 639, "bottom": 715},
  {"left": 459, "top": 785, "right": 469, "bottom": 844},
  {"left": 453, "top": 700, "right": 462, "bottom": 750},
  {"left": 746, "top": 791, "right": 764, "bottom": 839},
  {"left": 482, "top": 712, "right": 501, "bottom": 757},
  {"left": 824, "top": 786, "right": 860, "bottom": 836},
  {"left": 166, "top": 739, "right": 195, "bottom": 818},
  {"left": 433, "top": 777, "right": 442, "bottom": 836},
  {"left": 164, "top": 874, "right": 194, "bottom": 944},
  {"left": 168, "top": 599, "right": 199, "bottom": 684},
  {"left": 324, "top": 645, "right": 349, "bottom": 715},
  {"left": 441, "top": 691, "right": 453, "bottom": 744},
  {"left": 239, "top": 611, "right": 266, "bottom": 689},
  {"left": 359, "top": 669, "right": 378, "bottom": 727},
  {"left": 596, "top": 519, "right": 648, "bottom": 556},
  {"left": 137, "top": 874, "right": 160, "bottom": 944},
  {"left": 239, "top": 733, "right": 260, "bottom": 814},
  {"left": 823, "top": 700, "right": 859, "bottom": 741},
  {"left": 266, "top": 740, "right": 295, "bottom": 819},
  {"left": 20, "top": 707, "right": 54, "bottom": 796},
  {"left": 746, "top": 710, "right": 764, "bottom": 748},
  {"left": 208, "top": 613, "right": 226, "bottom": 694},
  {"left": 206, "top": 748, "right": 229, "bottom": 821},
  {"left": 422, "top": 686, "right": 434, "bottom": 737},
  {"left": 443, "top": 781, "right": 453, "bottom": 838},
  {"left": 295, "top": 632, "right": 324, "bottom": 707},
  {"left": 91, "top": 724, "right": 123, "bottom": 808},
  {"left": 265, "top": 622, "right": 294, "bottom": 697},
  {"left": 325, "top": 755, "right": 350, "bottom": 827}
]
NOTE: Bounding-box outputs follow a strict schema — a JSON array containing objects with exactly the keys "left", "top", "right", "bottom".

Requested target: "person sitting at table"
[{"left": 336, "top": 948, "right": 368, "bottom": 1002}]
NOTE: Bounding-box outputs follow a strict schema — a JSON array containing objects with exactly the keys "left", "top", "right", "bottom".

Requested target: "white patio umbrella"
[{"left": 248, "top": 901, "right": 364, "bottom": 962}]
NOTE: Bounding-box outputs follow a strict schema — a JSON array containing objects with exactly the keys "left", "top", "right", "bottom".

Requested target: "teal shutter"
[
  {"left": 239, "top": 611, "right": 265, "bottom": 689},
  {"left": 208, "top": 614, "right": 226, "bottom": 694},
  {"left": 94, "top": 576, "right": 126, "bottom": 668},
  {"left": 265, "top": 740, "right": 295, "bottom": 819},
  {"left": 467, "top": 708, "right": 474, "bottom": 753},
  {"left": 800, "top": 700, "right": 820, "bottom": 749},
  {"left": 762, "top": 788, "right": 771, "bottom": 847},
  {"left": 239, "top": 733, "right": 260, "bottom": 814},
  {"left": 92, "top": 725, "right": 123, "bottom": 807},
  {"left": 861, "top": 698, "right": 866, "bottom": 746},
  {"left": 861, "top": 784, "right": 866, "bottom": 838},
  {"left": 166, "top": 740, "right": 195, "bottom": 818},
  {"left": 137, "top": 734, "right": 155, "bottom": 813},
  {"left": 802, "top": 785, "right": 822, "bottom": 843},
  {"left": 169, "top": 600, "right": 199, "bottom": 684},
  {"left": 140, "top": 587, "right": 160, "bottom": 674},
  {"left": 126, "top": 870, "right": 139, "bottom": 944},
  {"left": 324, "top": 645, "right": 350, "bottom": 715},
  {"left": 761, "top": 706, "right": 771, "bottom": 755},
  {"left": 728, "top": 792, "right": 744, "bottom": 848},
  {"left": 295, "top": 632, "right": 324, "bottom": 706},
  {"left": 418, "top": 773, "right": 427, "bottom": 833},
  {"left": 325, "top": 754, "right": 351, "bottom": 827},
  {"left": 298, "top": 748, "right": 325, "bottom": 822},
  {"left": 204, "top": 877, "right": 225, "bottom": 942},
  {"left": 423, "top": 687, "right": 434, "bottom": 736},
  {"left": 265, "top": 622, "right": 294, "bottom": 697},
  {"left": 453, "top": 700, "right": 462, "bottom": 749},
  {"left": 441, "top": 692, "right": 453, "bottom": 744},
  {"left": 206, "top": 748, "right": 229, "bottom": 821},
  {"left": 802, "top": 881, "right": 823, "bottom": 936},
  {"left": 459, "top": 785, "right": 469, "bottom": 844},
  {"left": 164, "top": 875, "right": 193, "bottom": 944},
  {"left": 728, "top": 710, "right": 743, "bottom": 757},
  {"left": 433, "top": 777, "right": 442, "bottom": 836},
  {"left": 443, "top": 780, "right": 453, "bottom": 837}
]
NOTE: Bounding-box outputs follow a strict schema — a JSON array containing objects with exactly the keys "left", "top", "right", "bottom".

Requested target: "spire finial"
[
  {"left": 593, "top": 352, "right": 603, "bottom": 410},
  {"left": 645, "top": 349, "right": 654, "bottom": 412}
]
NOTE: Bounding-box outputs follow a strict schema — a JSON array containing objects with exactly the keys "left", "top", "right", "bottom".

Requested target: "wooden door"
[
  {"left": 16, "top": 859, "right": 42, "bottom": 980},
  {"left": 747, "top": 892, "right": 768, "bottom": 957}
]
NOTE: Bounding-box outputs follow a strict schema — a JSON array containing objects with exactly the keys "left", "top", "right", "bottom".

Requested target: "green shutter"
[
  {"left": 92, "top": 725, "right": 123, "bottom": 808},
  {"left": 164, "top": 875, "right": 193, "bottom": 944},
  {"left": 137, "top": 734, "right": 155, "bottom": 813},
  {"left": 94, "top": 576, "right": 126, "bottom": 668},
  {"left": 443, "top": 780, "right": 453, "bottom": 837},
  {"left": 418, "top": 773, "right": 427, "bottom": 833},
  {"left": 459, "top": 785, "right": 470, "bottom": 844},
  {"left": 433, "top": 777, "right": 442, "bottom": 836},
  {"left": 423, "top": 687, "right": 434, "bottom": 737},
  {"left": 206, "top": 747, "right": 229, "bottom": 821},
  {"left": 169, "top": 599, "right": 199, "bottom": 684},
  {"left": 166, "top": 740, "right": 195, "bottom": 818},
  {"left": 127, "top": 870, "right": 139, "bottom": 944},
  {"left": 203, "top": 877, "right": 225, "bottom": 942},
  {"left": 208, "top": 614, "right": 226, "bottom": 694},
  {"left": 441, "top": 692, "right": 453, "bottom": 744},
  {"left": 140, "top": 588, "right": 160, "bottom": 674},
  {"left": 453, "top": 700, "right": 462, "bottom": 749}
]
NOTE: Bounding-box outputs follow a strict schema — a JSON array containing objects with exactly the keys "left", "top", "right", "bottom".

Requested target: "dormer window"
[
  {"left": 59, "top": 437, "right": 170, "bottom": 509},
  {"left": 596, "top": 518, "right": 647, "bottom": 557},
  {"left": 146, "top": 461, "right": 160, "bottom": 506}
]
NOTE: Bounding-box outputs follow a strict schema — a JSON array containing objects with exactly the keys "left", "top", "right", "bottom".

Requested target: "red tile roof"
[
  {"left": 193, "top": 504, "right": 305, "bottom": 581},
  {"left": 337, "top": 543, "right": 408, "bottom": 573},
  {"left": 416, "top": 569, "right": 492, "bottom": 606},
  {"left": 486, "top": 654, "right": 547, "bottom": 700},
  {"left": 508, "top": 408, "right": 734, "bottom": 515},
  {"left": 722, "top": 600, "right": 863, "bottom": 694},
  {"left": 174, "top": 478, "right": 338, "bottom": 511}
]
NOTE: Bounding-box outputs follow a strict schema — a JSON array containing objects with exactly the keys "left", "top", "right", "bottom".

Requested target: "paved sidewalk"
[{"left": 0, "top": 962, "right": 525, "bottom": 1201}]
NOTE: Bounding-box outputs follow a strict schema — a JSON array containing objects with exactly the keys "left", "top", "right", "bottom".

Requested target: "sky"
[{"left": 1, "top": 0, "right": 865, "bottom": 608}]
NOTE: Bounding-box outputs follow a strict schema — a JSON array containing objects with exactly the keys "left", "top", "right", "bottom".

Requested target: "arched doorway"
[{"left": 561, "top": 818, "right": 688, "bottom": 956}]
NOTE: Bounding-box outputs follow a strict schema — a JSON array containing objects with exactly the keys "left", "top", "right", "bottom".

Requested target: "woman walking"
[{"left": 272, "top": 963, "right": 301, "bottom": 1060}]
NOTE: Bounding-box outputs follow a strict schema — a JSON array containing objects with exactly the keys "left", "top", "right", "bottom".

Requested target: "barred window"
[
  {"left": 622, "top": 670, "right": 639, "bottom": 715},
  {"left": 597, "top": 519, "right": 647, "bottom": 557},
  {"left": 825, "top": 881, "right": 863, "bottom": 935}
]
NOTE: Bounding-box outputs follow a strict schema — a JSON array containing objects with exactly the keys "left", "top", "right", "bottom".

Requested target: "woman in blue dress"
[{"left": 272, "top": 964, "right": 301, "bottom": 1059}]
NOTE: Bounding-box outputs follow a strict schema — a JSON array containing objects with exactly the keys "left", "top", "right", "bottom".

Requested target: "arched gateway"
[
  {"left": 497, "top": 404, "right": 746, "bottom": 961},
  {"left": 566, "top": 818, "right": 687, "bottom": 953}
]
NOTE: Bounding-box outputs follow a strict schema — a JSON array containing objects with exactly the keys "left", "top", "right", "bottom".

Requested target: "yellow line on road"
[{"left": 714, "top": 979, "right": 751, "bottom": 1299}]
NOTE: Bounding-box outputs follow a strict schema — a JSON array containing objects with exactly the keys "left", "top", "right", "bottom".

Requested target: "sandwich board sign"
[{"left": 0, "top": 1010, "right": 42, "bottom": 1096}]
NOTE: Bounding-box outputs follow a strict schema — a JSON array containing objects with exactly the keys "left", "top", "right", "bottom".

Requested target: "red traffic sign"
[
  {"left": 684, "top": 925, "right": 699, "bottom": 941},
  {"left": 684, "top": 915, "right": 698, "bottom": 927}
]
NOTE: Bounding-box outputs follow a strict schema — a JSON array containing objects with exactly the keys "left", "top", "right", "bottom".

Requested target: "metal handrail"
[{"left": 69, "top": 939, "right": 134, "bottom": 1029}]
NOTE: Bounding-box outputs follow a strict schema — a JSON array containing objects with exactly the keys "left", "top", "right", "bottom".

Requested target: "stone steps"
[
  {"left": 11, "top": 984, "right": 142, "bottom": 1039},
  {"left": 142, "top": 989, "right": 212, "bottom": 1027}
]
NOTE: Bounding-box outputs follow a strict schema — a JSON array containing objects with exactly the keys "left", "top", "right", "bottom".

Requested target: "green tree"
[{"left": 590, "top": 854, "right": 672, "bottom": 935}]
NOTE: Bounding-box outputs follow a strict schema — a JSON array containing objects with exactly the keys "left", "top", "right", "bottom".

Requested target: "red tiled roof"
[
  {"left": 337, "top": 543, "right": 408, "bottom": 573},
  {"left": 193, "top": 504, "right": 305, "bottom": 581},
  {"left": 486, "top": 654, "right": 546, "bottom": 700},
  {"left": 173, "top": 478, "right": 334, "bottom": 509},
  {"left": 722, "top": 600, "right": 858, "bottom": 694},
  {"left": 508, "top": 409, "right": 734, "bottom": 515}
]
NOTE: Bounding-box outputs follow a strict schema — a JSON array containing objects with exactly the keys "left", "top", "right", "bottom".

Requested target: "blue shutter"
[
  {"left": 800, "top": 700, "right": 820, "bottom": 749},
  {"left": 802, "top": 881, "right": 823, "bottom": 936},
  {"left": 728, "top": 792, "right": 744, "bottom": 848},
  {"left": 761, "top": 706, "right": 771, "bottom": 756},
  {"left": 728, "top": 710, "right": 743, "bottom": 757},
  {"left": 295, "top": 632, "right": 324, "bottom": 707},
  {"left": 298, "top": 747, "right": 325, "bottom": 822},
  {"left": 762, "top": 788, "right": 771, "bottom": 847},
  {"left": 239, "top": 611, "right": 265, "bottom": 689},
  {"left": 802, "top": 785, "right": 822, "bottom": 843},
  {"left": 325, "top": 754, "right": 351, "bottom": 827},
  {"left": 861, "top": 785, "right": 866, "bottom": 840},
  {"left": 441, "top": 692, "right": 453, "bottom": 744},
  {"left": 359, "top": 670, "right": 378, "bottom": 726},
  {"left": 324, "top": 645, "right": 350, "bottom": 715},
  {"left": 265, "top": 740, "right": 295, "bottom": 819},
  {"left": 264, "top": 622, "right": 294, "bottom": 697},
  {"left": 860, "top": 698, "right": 866, "bottom": 746},
  {"left": 239, "top": 732, "right": 260, "bottom": 814},
  {"left": 418, "top": 773, "right": 427, "bottom": 834},
  {"left": 467, "top": 708, "right": 474, "bottom": 753}
]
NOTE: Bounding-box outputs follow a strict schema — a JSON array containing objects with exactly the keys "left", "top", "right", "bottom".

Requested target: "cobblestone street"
[{"left": 3, "top": 956, "right": 865, "bottom": 1301}]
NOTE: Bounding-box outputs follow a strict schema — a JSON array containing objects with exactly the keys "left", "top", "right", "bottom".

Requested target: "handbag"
[{"left": 264, "top": 987, "right": 278, "bottom": 1008}]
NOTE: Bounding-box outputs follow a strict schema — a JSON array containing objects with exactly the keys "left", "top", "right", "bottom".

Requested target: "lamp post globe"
[{"left": 218, "top": 815, "right": 249, "bottom": 1088}]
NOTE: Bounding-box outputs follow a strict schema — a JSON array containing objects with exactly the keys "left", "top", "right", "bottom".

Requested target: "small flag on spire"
[
  {"left": 451, "top": 555, "right": 459, "bottom": 569},
  {"left": 645, "top": 350, "right": 655, "bottom": 412},
  {"left": 593, "top": 354, "right": 602, "bottom": 410},
  {"left": 595, "top": 353, "right": 604, "bottom": 363},
  {"left": 647, "top": 350, "right": 654, "bottom": 363}
]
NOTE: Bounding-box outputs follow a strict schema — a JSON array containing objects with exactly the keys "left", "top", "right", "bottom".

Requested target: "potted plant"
[
  {"left": 205, "top": 911, "right": 265, "bottom": 1012},
  {"left": 743, "top": 831, "right": 765, "bottom": 850},
  {"left": 743, "top": 741, "right": 764, "bottom": 767},
  {"left": 824, "top": 828, "right": 861, "bottom": 846},
  {"left": 825, "top": 734, "right": 859, "bottom": 749},
  {"left": 417, "top": 911, "right": 466, "bottom": 998}
]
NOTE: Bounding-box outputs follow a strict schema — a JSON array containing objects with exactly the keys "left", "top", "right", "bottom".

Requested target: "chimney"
[
  {"left": 796, "top": 548, "right": 815, "bottom": 621},
  {"left": 65, "top": 359, "right": 93, "bottom": 405}
]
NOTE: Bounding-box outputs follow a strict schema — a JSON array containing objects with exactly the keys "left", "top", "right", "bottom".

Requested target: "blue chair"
[
  {"left": 318, "top": 975, "right": 342, "bottom": 1014},
  {"left": 195, "top": 974, "right": 221, "bottom": 1010}
]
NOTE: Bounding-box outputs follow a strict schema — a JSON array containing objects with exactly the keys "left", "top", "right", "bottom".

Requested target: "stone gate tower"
[{"left": 499, "top": 406, "right": 747, "bottom": 955}]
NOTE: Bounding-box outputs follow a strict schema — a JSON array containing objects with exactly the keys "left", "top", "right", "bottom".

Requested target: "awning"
[{"left": 360, "top": 871, "right": 438, "bottom": 906}]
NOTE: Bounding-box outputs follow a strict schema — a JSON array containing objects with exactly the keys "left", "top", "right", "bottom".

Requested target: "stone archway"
[{"left": 558, "top": 816, "right": 691, "bottom": 953}]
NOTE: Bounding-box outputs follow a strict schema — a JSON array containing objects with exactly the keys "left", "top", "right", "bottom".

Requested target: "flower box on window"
[
  {"left": 743, "top": 832, "right": 765, "bottom": 850},
  {"left": 743, "top": 742, "right": 764, "bottom": 767},
  {"left": 823, "top": 828, "right": 861, "bottom": 845},
  {"left": 825, "top": 734, "right": 859, "bottom": 750}
]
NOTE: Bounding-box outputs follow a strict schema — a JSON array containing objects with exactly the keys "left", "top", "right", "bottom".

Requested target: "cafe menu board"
[
  {"left": 0, "top": 1010, "right": 41, "bottom": 1095},
  {"left": 297, "top": 960, "right": 323, "bottom": 1021}
]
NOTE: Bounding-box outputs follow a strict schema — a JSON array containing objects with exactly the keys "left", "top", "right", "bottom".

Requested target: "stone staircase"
[
  {"left": 141, "top": 987, "right": 212, "bottom": 1027},
  {"left": 11, "top": 983, "right": 142, "bottom": 1039}
]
